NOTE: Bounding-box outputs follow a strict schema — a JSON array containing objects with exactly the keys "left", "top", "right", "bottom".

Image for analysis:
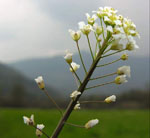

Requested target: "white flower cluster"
[
  {"left": 68, "top": 6, "right": 139, "bottom": 50},
  {"left": 66, "top": 6, "right": 139, "bottom": 74},
  {"left": 70, "top": 90, "right": 81, "bottom": 101},
  {"left": 114, "top": 66, "right": 131, "bottom": 84},
  {"left": 64, "top": 50, "right": 80, "bottom": 72},
  {"left": 36, "top": 124, "right": 45, "bottom": 137},
  {"left": 23, "top": 114, "right": 45, "bottom": 137}
]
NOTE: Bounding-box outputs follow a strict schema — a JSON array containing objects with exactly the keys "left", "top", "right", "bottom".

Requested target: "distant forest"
[{"left": 0, "top": 83, "right": 149, "bottom": 109}]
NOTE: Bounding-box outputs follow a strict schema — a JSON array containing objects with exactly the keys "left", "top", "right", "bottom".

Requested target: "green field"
[{"left": 0, "top": 108, "right": 149, "bottom": 138}]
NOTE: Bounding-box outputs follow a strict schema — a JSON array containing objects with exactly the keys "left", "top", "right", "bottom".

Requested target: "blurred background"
[{"left": 0, "top": 0, "right": 149, "bottom": 138}]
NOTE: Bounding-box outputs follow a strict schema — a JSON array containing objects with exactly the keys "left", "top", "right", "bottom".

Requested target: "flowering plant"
[{"left": 23, "top": 6, "right": 139, "bottom": 138}]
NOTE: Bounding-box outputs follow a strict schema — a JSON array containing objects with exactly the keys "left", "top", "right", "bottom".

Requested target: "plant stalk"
[
  {"left": 51, "top": 36, "right": 110, "bottom": 138},
  {"left": 43, "top": 89, "right": 63, "bottom": 116},
  {"left": 90, "top": 72, "right": 117, "bottom": 80},
  {"left": 86, "top": 35, "right": 94, "bottom": 61},
  {"left": 76, "top": 41, "right": 87, "bottom": 74}
]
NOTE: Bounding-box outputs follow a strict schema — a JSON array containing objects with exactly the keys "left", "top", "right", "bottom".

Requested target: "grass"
[{"left": 0, "top": 108, "right": 149, "bottom": 138}]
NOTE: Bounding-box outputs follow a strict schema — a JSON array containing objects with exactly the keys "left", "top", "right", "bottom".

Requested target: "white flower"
[
  {"left": 105, "top": 95, "right": 116, "bottom": 103},
  {"left": 35, "top": 76, "right": 45, "bottom": 90},
  {"left": 37, "top": 124, "right": 45, "bottom": 130},
  {"left": 93, "top": 7, "right": 117, "bottom": 18},
  {"left": 64, "top": 50, "right": 73, "bottom": 64},
  {"left": 74, "top": 101, "right": 80, "bottom": 110},
  {"left": 112, "top": 26, "right": 126, "bottom": 40},
  {"left": 78, "top": 21, "right": 92, "bottom": 35},
  {"left": 112, "top": 33, "right": 126, "bottom": 40},
  {"left": 126, "top": 36, "right": 139, "bottom": 50},
  {"left": 70, "top": 62, "right": 80, "bottom": 72},
  {"left": 93, "top": 23, "right": 102, "bottom": 36},
  {"left": 117, "top": 66, "right": 131, "bottom": 77},
  {"left": 68, "top": 29, "right": 81, "bottom": 41},
  {"left": 121, "top": 53, "right": 128, "bottom": 60},
  {"left": 70, "top": 90, "right": 81, "bottom": 100},
  {"left": 36, "top": 124, "right": 45, "bottom": 137},
  {"left": 106, "top": 25, "right": 113, "bottom": 33},
  {"left": 110, "top": 39, "right": 124, "bottom": 50},
  {"left": 85, "top": 119, "right": 99, "bottom": 129},
  {"left": 115, "top": 75, "right": 128, "bottom": 84},
  {"left": 23, "top": 114, "right": 34, "bottom": 125},
  {"left": 114, "top": 19, "right": 122, "bottom": 26},
  {"left": 123, "top": 18, "right": 139, "bottom": 37},
  {"left": 86, "top": 13, "right": 97, "bottom": 25}
]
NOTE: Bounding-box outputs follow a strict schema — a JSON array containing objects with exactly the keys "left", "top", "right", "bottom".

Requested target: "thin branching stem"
[
  {"left": 90, "top": 72, "right": 117, "bottom": 80},
  {"left": 97, "top": 58, "right": 121, "bottom": 67},
  {"left": 103, "top": 48, "right": 111, "bottom": 54},
  {"left": 64, "top": 122, "right": 85, "bottom": 128},
  {"left": 85, "top": 81, "right": 114, "bottom": 90},
  {"left": 100, "top": 18, "right": 105, "bottom": 40},
  {"left": 86, "top": 35, "right": 94, "bottom": 61},
  {"left": 72, "top": 73, "right": 79, "bottom": 88},
  {"left": 80, "top": 101, "right": 105, "bottom": 104},
  {"left": 32, "top": 125, "right": 50, "bottom": 138},
  {"left": 69, "top": 64, "right": 82, "bottom": 84},
  {"left": 95, "top": 41, "right": 98, "bottom": 57},
  {"left": 51, "top": 34, "right": 111, "bottom": 138},
  {"left": 76, "top": 41, "right": 87, "bottom": 74},
  {"left": 101, "top": 49, "right": 126, "bottom": 58},
  {"left": 43, "top": 89, "right": 63, "bottom": 116}
]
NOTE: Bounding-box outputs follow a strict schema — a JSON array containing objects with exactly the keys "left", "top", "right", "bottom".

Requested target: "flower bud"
[
  {"left": 110, "top": 39, "right": 123, "bottom": 50},
  {"left": 85, "top": 119, "right": 99, "bottom": 129},
  {"left": 70, "top": 62, "right": 80, "bottom": 72},
  {"left": 70, "top": 91, "right": 81, "bottom": 101},
  {"left": 35, "top": 76, "right": 45, "bottom": 90},
  {"left": 78, "top": 22, "right": 92, "bottom": 35},
  {"left": 121, "top": 53, "right": 128, "bottom": 60},
  {"left": 126, "top": 36, "right": 139, "bottom": 51},
  {"left": 68, "top": 29, "right": 81, "bottom": 41},
  {"left": 86, "top": 13, "right": 97, "bottom": 26},
  {"left": 117, "top": 66, "right": 131, "bottom": 77},
  {"left": 36, "top": 124, "right": 45, "bottom": 137},
  {"left": 74, "top": 101, "right": 80, "bottom": 110},
  {"left": 64, "top": 50, "right": 73, "bottom": 64},
  {"left": 126, "top": 42, "right": 139, "bottom": 51},
  {"left": 115, "top": 75, "right": 128, "bottom": 84},
  {"left": 105, "top": 95, "right": 116, "bottom": 103},
  {"left": 23, "top": 114, "right": 34, "bottom": 126},
  {"left": 93, "top": 23, "right": 102, "bottom": 36}
]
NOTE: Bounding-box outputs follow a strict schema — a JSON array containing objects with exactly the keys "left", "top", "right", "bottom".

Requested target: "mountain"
[
  {"left": 9, "top": 52, "right": 149, "bottom": 96},
  {"left": 0, "top": 63, "right": 60, "bottom": 98}
]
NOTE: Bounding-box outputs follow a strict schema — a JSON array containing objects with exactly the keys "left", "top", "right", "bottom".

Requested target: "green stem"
[
  {"left": 86, "top": 35, "right": 94, "bottom": 61},
  {"left": 43, "top": 89, "right": 63, "bottom": 116},
  {"left": 90, "top": 72, "right": 117, "bottom": 80},
  {"left": 101, "top": 49, "right": 126, "bottom": 58},
  {"left": 100, "top": 18, "right": 105, "bottom": 40},
  {"left": 51, "top": 35, "right": 111, "bottom": 138},
  {"left": 69, "top": 64, "right": 82, "bottom": 84},
  {"left": 72, "top": 73, "right": 79, "bottom": 88},
  {"left": 85, "top": 81, "right": 114, "bottom": 90},
  {"left": 65, "top": 122, "right": 85, "bottom": 128},
  {"left": 76, "top": 41, "right": 87, "bottom": 74},
  {"left": 95, "top": 41, "right": 98, "bottom": 57},
  {"left": 97, "top": 58, "right": 121, "bottom": 67},
  {"left": 103, "top": 48, "right": 111, "bottom": 55},
  {"left": 80, "top": 101, "right": 104, "bottom": 104}
]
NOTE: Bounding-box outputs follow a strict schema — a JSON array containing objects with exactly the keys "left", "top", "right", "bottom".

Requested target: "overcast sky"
[{"left": 0, "top": 0, "right": 149, "bottom": 63}]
